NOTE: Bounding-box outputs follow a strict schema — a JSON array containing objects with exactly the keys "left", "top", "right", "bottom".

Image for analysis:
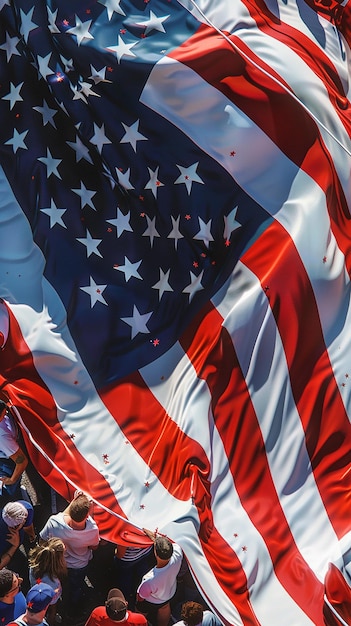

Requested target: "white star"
[
  {"left": 120, "top": 120, "right": 147, "bottom": 152},
  {"left": 115, "top": 167, "right": 134, "bottom": 190},
  {"left": 0, "top": 0, "right": 10, "bottom": 10},
  {"left": 77, "top": 230, "right": 102, "bottom": 257},
  {"left": 107, "top": 208, "right": 133, "bottom": 237},
  {"left": 3, "top": 82, "right": 23, "bottom": 110},
  {"left": 0, "top": 32, "right": 20, "bottom": 62},
  {"left": 90, "top": 123, "right": 112, "bottom": 153},
  {"left": 71, "top": 83, "right": 88, "bottom": 104},
  {"left": 80, "top": 277, "right": 108, "bottom": 308},
  {"left": 121, "top": 305, "right": 152, "bottom": 340},
  {"left": 89, "top": 64, "right": 112, "bottom": 85},
  {"left": 144, "top": 166, "right": 164, "bottom": 198},
  {"left": 20, "top": 7, "right": 38, "bottom": 43},
  {"left": 67, "top": 135, "right": 93, "bottom": 164},
  {"left": 114, "top": 257, "right": 142, "bottom": 282},
  {"left": 183, "top": 270, "right": 204, "bottom": 302},
  {"left": 37, "top": 53, "right": 54, "bottom": 80},
  {"left": 152, "top": 268, "right": 173, "bottom": 300},
  {"left": 5, "top": 129, "right": 28, "bottom": 153},
  {"left": 47, "top": 7, "right": 60, "bottom": 33},
  {"left": 136, "top": 10, "right": 170, "bottom": 35},
  {"left": 194, "top": 218, "right": 214, "bottom": 248},
  {"left": 107, "top": 35, "right": 137, "bottom": 64},
  {"left": 78, "top": 80, "right": 100, "bottom": 99},
  {"left": 175, "top": 162, "right": 204, "bottom": 195},
  {"left": 38, "top": 148, "right": 62, "bottom": 179},
  {"left": 98, "top": 0, "right": 125, "bottom": 19},
  {"left": 66, "top": 16, "right": 94, "bottom": 46},
  {"left": 167, "top": 215, "right": 183, "bottom": 250},
  {"left": 60, "top": 55, "right": 74, "bottom": 73},
  {"left": 142, "top": 216, "right": 160, "bottom": 247},
  {"left": 40, "top": 199, "right": 67, "bottom": 228},
  {"left": 72, "top": 183, "right": 96, "bottom": 210},
  {"left": 33, "top": 100, "right": 57, "bottom": 127},
  {"left": 224, "top": 206, "right": 241, "bottom": 240}
]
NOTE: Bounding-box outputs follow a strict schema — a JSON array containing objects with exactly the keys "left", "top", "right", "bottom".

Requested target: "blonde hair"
[{"left": 29, "top": 538, "right": 67, "bottom": 582}]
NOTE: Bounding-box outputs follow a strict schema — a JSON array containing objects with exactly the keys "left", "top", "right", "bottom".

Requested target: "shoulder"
[
  {"left": 18, "top": 499, "right": 33, "bottom": 514},
  {"left": 171, "top": 543, "right": 183, "bottom": 559},
  {"left": 126, "top": 611, "right": 148, "bottom": 625},
  {"left": 86, "top": 516, "right": 99, "bottom": 530}
]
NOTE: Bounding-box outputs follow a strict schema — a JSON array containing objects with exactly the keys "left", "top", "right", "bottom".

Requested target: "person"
[
  {"left": 39, "top": 491, "right": 99, "bottom": 622},
  {"left": 136, "top": 530, "right": 183, "bottom": 626},
  {"left": 0, "top": 400, "right": 28, "bottom": 500},
  {"left": 28, "top": 538, "right": 67, "bottom": 625},
  {"left": 7, "top": 582, "right": 56, "bottom": 625},
  {"left": 173, "top": 602, "right": 222, "bottom": 626},
  {"left": 113, "top": 543, "right": 156, "bottom": 610},
  {"left": 85, "top": 587, "right": 147, "bottom": 626},
  {"left": 0, "top": 568, "right": 26, "bottom": 624},
  {"left": 0, "top": 501, "right": 36, "bottom": 588}
]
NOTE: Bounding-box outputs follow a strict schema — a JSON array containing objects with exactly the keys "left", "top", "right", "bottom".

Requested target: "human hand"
[
  {"left": 0, "top": 476, "right": 13, "bottom": 486},
  {"left": 6, "top": 527, "right": 20, "bottom": 549}
]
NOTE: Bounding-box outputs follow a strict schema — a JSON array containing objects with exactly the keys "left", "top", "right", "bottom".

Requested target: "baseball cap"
[
  {"left": 105, "top": 588, "right": 128, "bottom": 621},
  {"left": 2, "top": 502, "right": 28, "bottom": 528},
  {"left": 26, "top": 583, "right": 55, "bottom": 613}
]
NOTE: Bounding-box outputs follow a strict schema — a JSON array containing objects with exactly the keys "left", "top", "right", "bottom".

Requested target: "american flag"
[{"left": 0, "top": 0, "right": 350, "bottom": 624}]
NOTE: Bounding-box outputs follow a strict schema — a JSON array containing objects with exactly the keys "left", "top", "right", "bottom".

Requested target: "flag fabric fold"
[{"left": 0, "top": 0, "right": 350, "bottom": 624}]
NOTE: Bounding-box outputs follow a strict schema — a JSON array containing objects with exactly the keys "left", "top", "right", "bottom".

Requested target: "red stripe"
[
  {"left": 101, "top": 374, "right": 261, "bottom": 626},
  {"left": 168, "top": 26, "right": 351, "bottom": 276},
  {"left": 180, "top": 302, "right": 324, "bottom": 625},
  {"left": 241, "top": 221, "right": 351, "bottom": 537},
  {"left": 0, "top": 303, "right": 137, "bottom": 542}
]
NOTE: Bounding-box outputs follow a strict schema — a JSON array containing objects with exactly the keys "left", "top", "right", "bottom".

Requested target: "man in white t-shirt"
[
  {"left": 39, "top": 491, "right": 99, "bottom": 623},
  {"left": 0, "top": 400, "right": 28, "bottom": 499},
  {"left": 136, "top": 530, "right": 183, "bottom": 626}
]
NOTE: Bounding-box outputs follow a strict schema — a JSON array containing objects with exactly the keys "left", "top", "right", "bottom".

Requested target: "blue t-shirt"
[
  {"left": 0, "top": 500, "right": 34, "bottom": 555},
  {"left": 0, "top": 590, "right": 26, "bottom": 624}
]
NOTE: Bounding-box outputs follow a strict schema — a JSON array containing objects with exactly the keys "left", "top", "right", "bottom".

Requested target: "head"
[
  {"left": 26, "top": 582, "right": 55, "bottom": 617},
  {"left": 68, "top": 493, "right": 91, "bottom": 522},
  {"left": 105, "top": 588, "right": 128, "bottom": 622},
  {"left": 180, "top": 602, "right": 204, "bottom": 626},
  {"left": 0, "top": 568, "right": 23, "bottom": 603},
  {"left": 154, "top": 536, "right": 173, "bottom": 561},
  {"left": 0, "top": 399, "right": 7, "bottom": 420},
  {"left": 2, "top": 501, "right": 28, "bottom": 529},
  {"left": 29, "top": 537, "right": 67, "bottom": 581}
]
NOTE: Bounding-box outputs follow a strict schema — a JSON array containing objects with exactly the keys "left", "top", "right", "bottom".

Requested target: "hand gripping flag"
[{"left": 0, "top": 0, "right": 350, "bottom": 624}]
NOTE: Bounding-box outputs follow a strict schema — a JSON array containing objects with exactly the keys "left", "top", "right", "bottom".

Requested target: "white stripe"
[{"left": 212, "top": 265, "right": 343, "bottom": 579}]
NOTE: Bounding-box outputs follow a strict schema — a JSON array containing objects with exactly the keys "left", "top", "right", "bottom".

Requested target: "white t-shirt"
[
  {"left": 137, "top": 543, "right": 182, "bottom": 604},
  {"left": 0, "top": 414, "right": 19, "bottom": 458},
  {"left": 39, "top": 512, "right": 99, "bottom": 569}
]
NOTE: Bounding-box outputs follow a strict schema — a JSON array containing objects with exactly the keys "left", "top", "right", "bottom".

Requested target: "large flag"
[{"left": 0, "top": 0, "right": 350, "bottom": 624}]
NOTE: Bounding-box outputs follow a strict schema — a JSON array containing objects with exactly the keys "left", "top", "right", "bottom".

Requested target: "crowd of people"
[{"left": 0, "top": 400, "right": 223, "bottom": 626}]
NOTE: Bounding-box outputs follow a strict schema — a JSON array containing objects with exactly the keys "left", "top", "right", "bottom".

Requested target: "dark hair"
[
  {"left": 68, "top": 494, "right": 91, "bottom": 522},
  {"left": 0, "top": 569, "right": 15, "bottom": 598},
  {"left": 155, "top": 536, "right": 173, "bottom": 560},
  {"left": 181, "top": 602, "right": 204, "bottom": 626},
  {"left": 0, "top": 400, "right": 7, "bottom": 414}
]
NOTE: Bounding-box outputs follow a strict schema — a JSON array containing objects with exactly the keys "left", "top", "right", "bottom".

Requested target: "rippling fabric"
[{"left": 0, "top": 0, "right": 350, "bottom": 624}]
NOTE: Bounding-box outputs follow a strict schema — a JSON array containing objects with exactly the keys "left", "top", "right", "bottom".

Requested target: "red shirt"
[{"left": 85, "top": 607, "right": 147, "bottom": 626}]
